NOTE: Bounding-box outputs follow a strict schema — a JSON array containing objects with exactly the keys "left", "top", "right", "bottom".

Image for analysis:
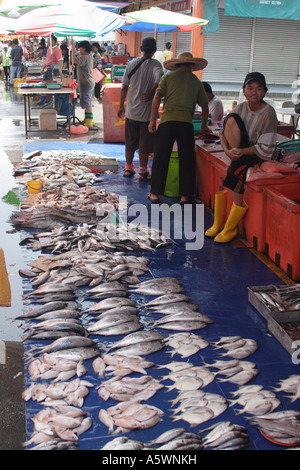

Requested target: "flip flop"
[
  {"left": 147, "top": 193, "right": 160, "bottom": 204},
  {"left": 123, "top": 169, "right": 135, "bottom": 177},
  {"left": 180, "top": 197, "right": 194, "bottom": 205},
  {"left": 138, "top": 171, "right": 151, "bottom": 181}
]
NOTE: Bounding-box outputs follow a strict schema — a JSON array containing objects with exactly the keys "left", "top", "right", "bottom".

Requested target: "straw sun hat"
[{"left": 164, "top": 52, "right": 207, "bottom": 71}]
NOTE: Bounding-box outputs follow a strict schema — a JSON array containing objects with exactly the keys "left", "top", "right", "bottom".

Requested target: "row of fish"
[
  {"left": 253, "top": 284, "right": 300, "bottom": 312},
  {"left": 13, "top": 184, "right": 120, "bottom": 229},
  {"left": 20, "top": 220, "right": 172, "bottom": 253},
  {"left": 24, "top": 148, "right": 116, "bottom": 171}
]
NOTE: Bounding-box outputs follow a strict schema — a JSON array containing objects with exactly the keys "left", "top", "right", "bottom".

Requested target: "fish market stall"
[{"left": 11, "top": 142, "right": 300, "bottom": 451}]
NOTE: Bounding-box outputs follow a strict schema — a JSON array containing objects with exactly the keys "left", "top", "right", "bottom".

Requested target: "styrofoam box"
[{"left": 38, "top": 109, "right": 57, "bottom": 131}]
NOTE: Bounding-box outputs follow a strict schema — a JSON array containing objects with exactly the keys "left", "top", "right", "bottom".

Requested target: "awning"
[{"left": 225, "top": 0, "right": 300, "bottom": 20}]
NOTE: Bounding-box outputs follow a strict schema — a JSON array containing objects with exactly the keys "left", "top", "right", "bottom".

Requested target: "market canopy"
[
  {"left": 224, "top": 0, "right": 300, "bottom": 20},
  {"left": 120, "top": 7, "right": 209, "bottom": 33},
  {"left": 0, "top": 0, "right": 63, "bottom": 18},
  {"left": 13, "top": 2, "right": 128, "bottom": 37}
]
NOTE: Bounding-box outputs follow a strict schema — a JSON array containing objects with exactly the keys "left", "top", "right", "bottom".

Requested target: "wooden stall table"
[{"left": 18, "top": 86, "right": 74, "bottom": 139}]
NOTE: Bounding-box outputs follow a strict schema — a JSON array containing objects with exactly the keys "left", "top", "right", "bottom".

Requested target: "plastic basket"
[{"left": 164, "top": 152, "right": 179, "bottom": 197}]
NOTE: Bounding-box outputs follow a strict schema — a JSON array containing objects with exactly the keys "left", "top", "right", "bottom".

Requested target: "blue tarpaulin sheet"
[{"left": 22, "top": 142, "right": 300, "bottom": 451}]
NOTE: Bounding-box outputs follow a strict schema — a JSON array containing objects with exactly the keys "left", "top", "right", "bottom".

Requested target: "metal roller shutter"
[
  {"left": 202, "top": 9, "right": 253, "bottom": 83},
  {"left": 175, "top": 30, "right": 192, "bottom": 56},
  {"left": 252, "top": 18, "right": 300, "bottom": 85}
]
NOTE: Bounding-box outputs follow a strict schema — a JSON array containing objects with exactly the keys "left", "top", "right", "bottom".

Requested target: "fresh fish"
[
  {"left": 83, "top": 297, "right": 136, "bottom": 313},
  {"left": 30, "top": 336, "right": 98, "bottom": 356},
  {"left": 107, "top": 330, "right": 164, "bottom": 351},
  {"left": 172, "top": 407, "right": 214, "bottom": 427},
  {"left": 151, "top": 320, "right": 208, "bottom": 331},
  {"left": 110, "top": 340, "right": 164, "bottom": 357},
  {"left": 143, "top": 294, "right": 191, "bottom": 307}
]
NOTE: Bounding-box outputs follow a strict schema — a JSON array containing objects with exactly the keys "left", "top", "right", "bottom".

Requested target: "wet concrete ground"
[{"left": 0, "top": 81, "right": 104, "bottom": 450}]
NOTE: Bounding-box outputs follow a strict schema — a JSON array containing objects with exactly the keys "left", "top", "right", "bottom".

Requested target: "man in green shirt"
[{"left": 148, "top": 52, "right": 209, "bottom": 204}]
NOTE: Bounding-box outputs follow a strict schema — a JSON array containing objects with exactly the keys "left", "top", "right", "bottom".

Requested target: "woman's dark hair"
[
  {"left": 92, "top": 42, "right": 101, "bottom": 52},
  {"left": 78, "top": 40, "right": 92, "bottom": 53},
  {"left": 165, "top": 42, "right": 171, "bottom": 49}
]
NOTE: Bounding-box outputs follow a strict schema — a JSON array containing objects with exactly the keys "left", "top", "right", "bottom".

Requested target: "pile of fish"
[
  {"left": 200, "top": 421, "right": 249, "bottom": 450},
  {"left": 23, "top": 405, "right": 92, "bottom": 449},
  {"left": 273, "top": 375, "right": 300, "bottom": 403},
  {"left": 208, "top": 359, "right": 259, "bottom": 386},
  {"left": 99, "top": 401, "right": 164, "bottom": 434},
  {"left": 28, "top": 162, "right": 99, "bottom": 188},
  {"left": 229, "top": 384, "right": 280, "bottom": 415},
  {"left": 20, "top": 220, "right": 172, "bottom": 253},
  {"left": 213, "top": 335, "right": 258, "bottom": 360},
  {"left": 101, "top": 428, "right": 204, "bottom": 450},
  {"left": 24, "top": 148, "right": 117, "bottom": 170},
  {"left": 249, "top": 410, "right": 300, "bottom": 446},
  {"left": 253, "top": 284, "right": 300, "bottom": 312},
  {"left": 163, "top": 332, "right": 210, "bottom": 358},
  {"left": 19, "top": 249, "right": 151, "bottom": 292},
  {"left": 12, "top": 184, "right": 121, "bottom": 229}
]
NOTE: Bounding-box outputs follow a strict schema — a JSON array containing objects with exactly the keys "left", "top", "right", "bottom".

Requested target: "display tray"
[{"left": 248, "top": 284, "right": 300, "bottom": 356}]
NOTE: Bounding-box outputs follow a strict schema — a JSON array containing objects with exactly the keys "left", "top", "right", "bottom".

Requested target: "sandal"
[
  {"left": 147, "top": 193, "right": 160, "bottom": 204},
  {"left": 123, "top": 169, "right": 135, "bottom": 177},
  {"left": 180, "top": 196, "right": 193, "bottom": 205},
  {"left": 138, "top": 171, "right": 151, "bottom": 181}
]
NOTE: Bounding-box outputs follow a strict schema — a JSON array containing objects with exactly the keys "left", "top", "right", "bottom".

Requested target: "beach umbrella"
[
  {"left": 121, "top": 7, "right": 209, "bottom": 33},
  {"left": 13, "top": 2, "right": 128, "bottom": 37}
]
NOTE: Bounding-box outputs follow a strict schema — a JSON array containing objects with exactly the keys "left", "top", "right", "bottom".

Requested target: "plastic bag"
[{"left": 70, "top": 125, "right": 88, "bottom": 135}]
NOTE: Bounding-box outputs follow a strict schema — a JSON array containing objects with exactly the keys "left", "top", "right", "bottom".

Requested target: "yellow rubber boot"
[
  {"left": 214, "top": 201, "right": 248, "bottom": 243},
  {"left": 205, "top": 190, "right": 228, "bottom": 237},
  {"left": 84, "top": 118, "right": 93, "bottom": 128}
]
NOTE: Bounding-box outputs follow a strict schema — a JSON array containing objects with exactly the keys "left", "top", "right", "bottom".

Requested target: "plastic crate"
[
  {"left": 243, "top": 173, "right": 300, "bottom": 252},
  {"left": 264, "top": 182, "right": 300, "bottom": 280},
  {"left": 102, "top": 83, "right": 125, "bottom": 143}
]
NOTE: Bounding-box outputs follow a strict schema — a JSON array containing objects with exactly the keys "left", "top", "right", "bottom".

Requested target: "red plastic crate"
[
  {"left": 102, "top": 84, "right": 125, "bottom": 143},
  {"left": 264, "top": 182, "right": 300, "bottom": 280},
  {"left": 243, "top": 173, "right": 300, "bottom": 252}
]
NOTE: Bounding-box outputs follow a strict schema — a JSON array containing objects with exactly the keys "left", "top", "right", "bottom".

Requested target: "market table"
[
  {"left": 276, "top": 107, "right": 300, "bottom": 138},
  {"left": 18, "top": 86, "right": 74, "bottom": 139}
]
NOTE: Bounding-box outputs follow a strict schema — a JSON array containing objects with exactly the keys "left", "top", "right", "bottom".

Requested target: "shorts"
[
  {"left": 125, "top": 118, "right": 154, "bottom": 154},
  {"left": 222, "top": 113, "right": 262, "bottom": 194},
  {"left": 80, "top": 90, "right": 93, "bottom": 110}
]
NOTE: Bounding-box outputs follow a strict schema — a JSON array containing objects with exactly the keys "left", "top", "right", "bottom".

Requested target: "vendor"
[{"left": 205, "top": 72, "right": 278, "bottom": 243}]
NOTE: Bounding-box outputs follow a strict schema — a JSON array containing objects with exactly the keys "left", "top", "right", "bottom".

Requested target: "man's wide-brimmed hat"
[{"left": 164, "top": 52, "right": 208, "bottom": 71}]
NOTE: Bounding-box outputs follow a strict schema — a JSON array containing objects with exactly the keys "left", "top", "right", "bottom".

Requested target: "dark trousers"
[
  {"left": 223, "top": 113, "right": 262, "bottom": 194},
  {"left": 151, "top": 121, "right": 195, "bottom": 196}
]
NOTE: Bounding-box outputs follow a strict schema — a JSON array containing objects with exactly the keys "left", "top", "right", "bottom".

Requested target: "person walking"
[
  {"left": 148, "top": 52, "right": 209, "bottom": 204},
  {"left": 1, "top": 45, "right": 10, "bottom": 83},
  {"left": 117, "top": 37, "right": 164, "bottom": 181},
  {"left": 9, "top": 39, "right": 23, "bottom": 87},
  {"left": 71, "top": 39, "right": 95, "bottom": 128},
  {"left": 205, "top": 72, "right": 278, "bottom": 243}
]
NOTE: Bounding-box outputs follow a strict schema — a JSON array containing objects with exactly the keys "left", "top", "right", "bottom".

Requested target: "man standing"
[
  {"left": 10, "top": 39, "right": 23, "bottom": 87},
  {"left": 117, "top": 37, "right": 163, "bottom": 180},
  {"left": 148, "top": 52, "right": 209, "bottom": 204}
]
